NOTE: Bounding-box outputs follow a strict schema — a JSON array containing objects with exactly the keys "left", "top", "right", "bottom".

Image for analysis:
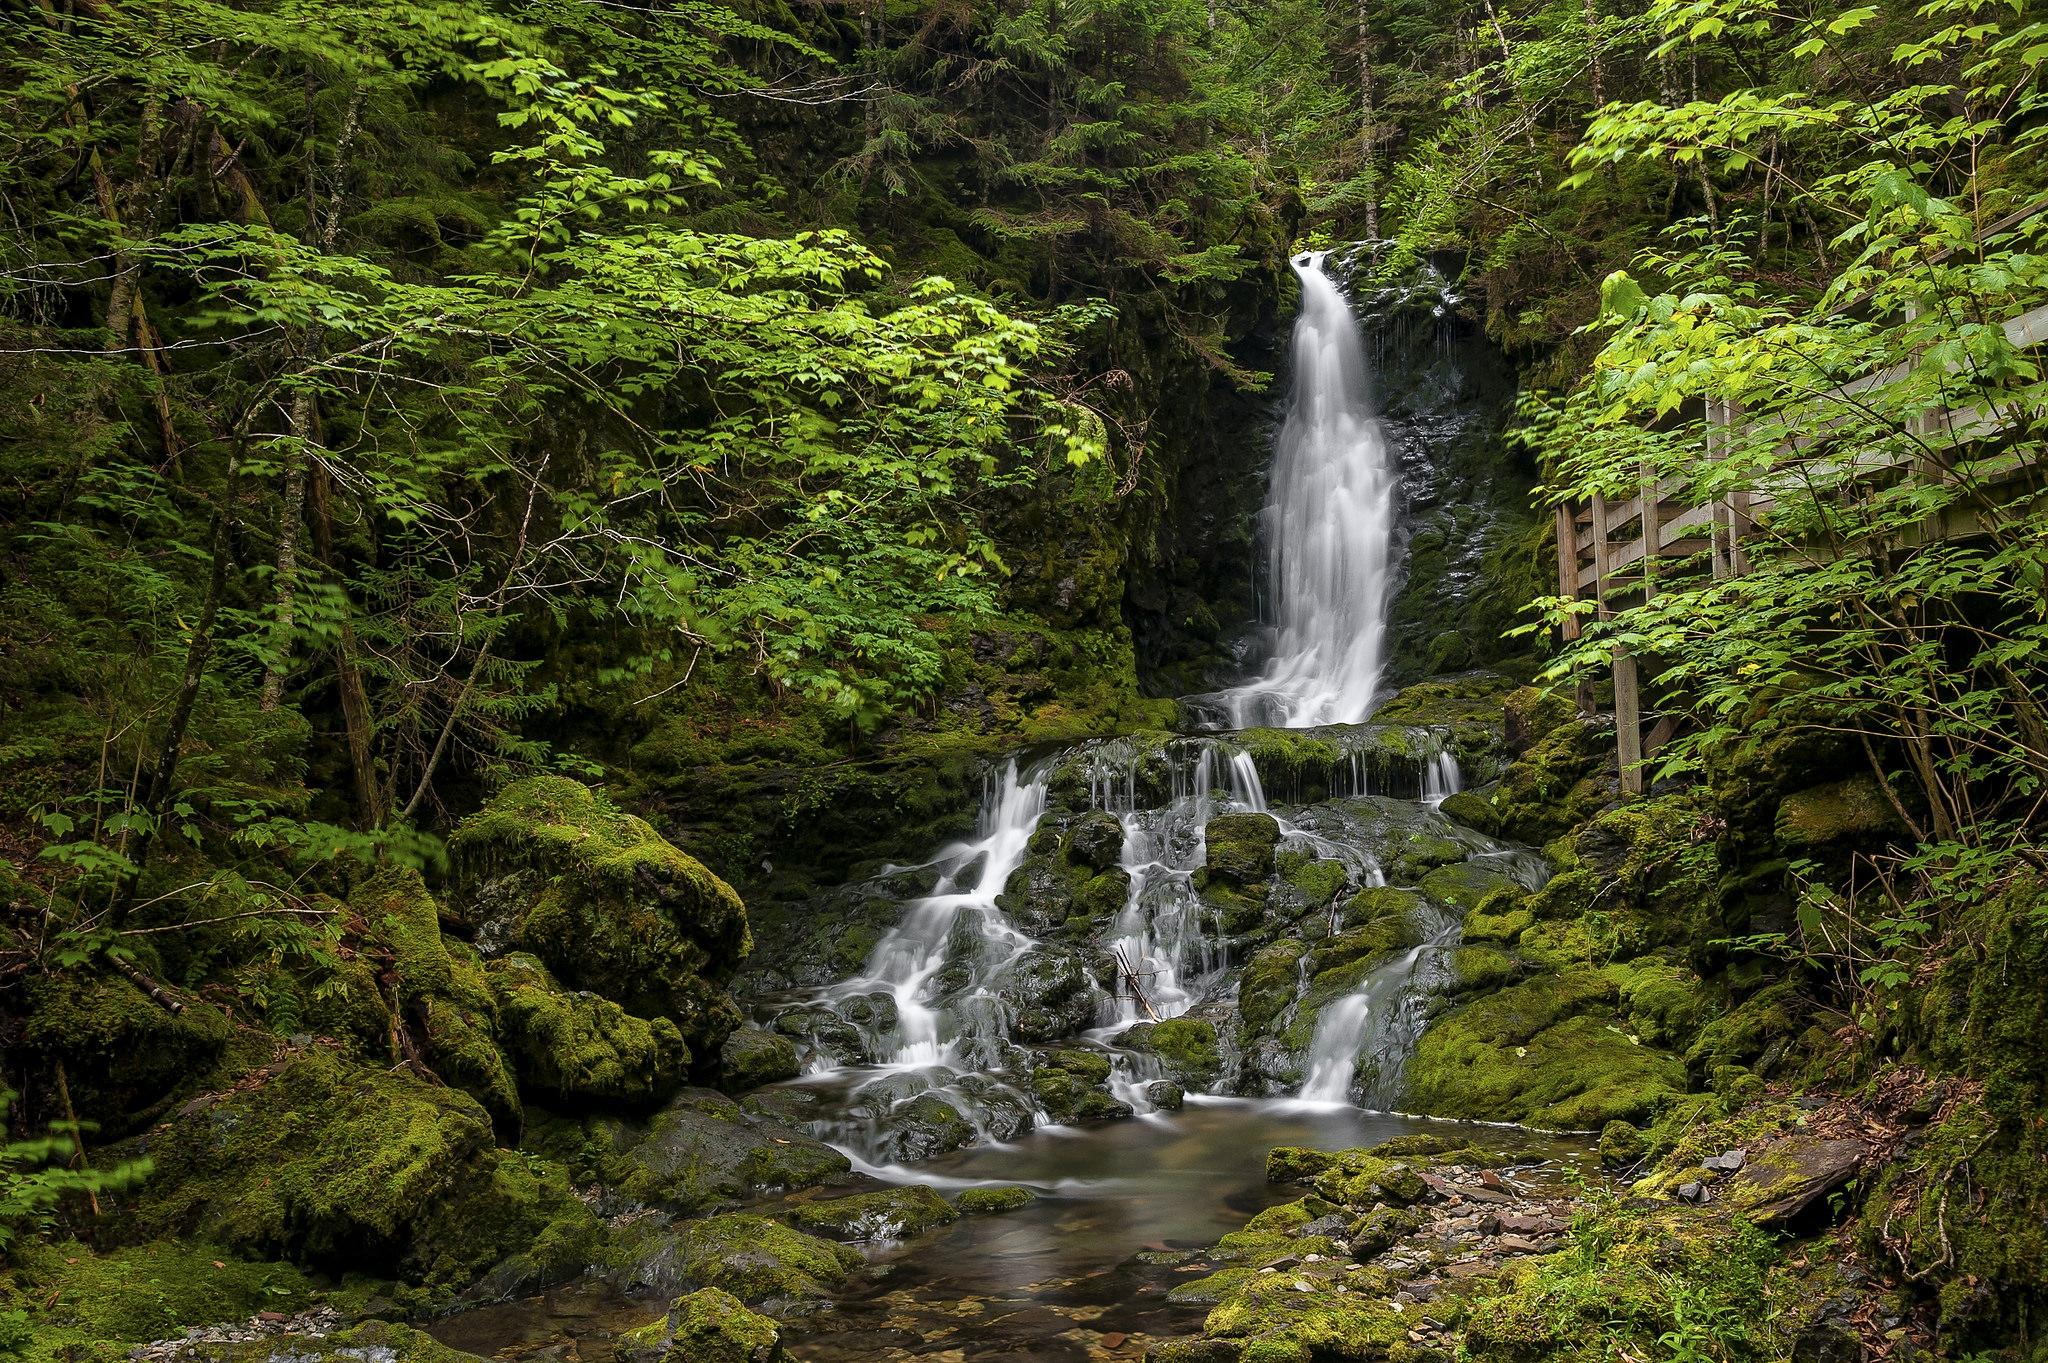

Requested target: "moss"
[
  {"left": 1500, "top": 685, "right": 1575, "bottom": 755},
  {"left": 954, "top": 1184, "right": 1037, "bottom": 1215},
  {"left": 1311, "top": 892, "right": 1421, "bottom": 975},
  {"left": 1203, "top": 812, "right": 1282, "bottom": 886},
  {"left": 662, "top": 1214, "right": 861, "bottom": 1308},
  {"left": 487, "top": 952, "right": 688, "bottom": 1106},
  {"left": 1130, "top": 1017, "right": 1224, "bottom": 1086},
  {"left": 1450, "top": 944, "right": 1517, "bottom": 993},
  {"left": 1243, "top": 1197, "right": 1319, "bottom": 1233},
  {"left": 1774, "top": 775, "right": 1905, "bottom": 848},
  {"left": 618, "top": 1089, "right": 850, "bottom": 1210},
  {"left": 4, "top": 1239, "right": 313, "bottom": 1362},
  {"left": 1437, "top": 788, "right": 1500, "bottom": 834},
  {"left": 1404, "top": 970, "right": 1687, "bottom": 1129},
  {"left": 1030, "top": 1054, "right": 1131, "bottom": 1123},
  {"left": 1237, "top": 940, "right": 1303, "bottom": 1036},
  {"left": 122, "top": 1050, "right": 593, "bottom": 1288},
  {"left": 787, "top": 1185, "right": 956, "bottom": 1241},
  {"left": 420, "top": 994, "right": 522, "bottom": 1138},
  {"left": 1278, "top": 855, "right": 1349, "bottom": 907},
  {"left": 1064, "top": 809, "right": 1125, "bottom": 870},
  {"left": 1461, "top": 886, "right": 1534, "bottom": 945},
  {"left": 1599, "top": 1119, "right": 1646, "bottom": 1168},
  {"left": 1417, "top": 860, "right": 1518, "bottom": 912},
  {"left": 1488, "top": 718, "right": 1614, "bottom": 846},
  {"left": 1265, "top": 1148, "right": 1422, "bottom": 1207},
  {"left": 614, "top": 1287, "right": 784, "bottom": 1363},
  {"left": 450, "top": 776, "right": 749, "bottom": 1059},
  {"left": 20, "top": 971, "right": 232, "bottom": 1136},
  {"left": 720, "top": 1025, "right": 801, "bottom": 1091},
  {"left": 1200, "top": 1274, "right": 1408, "bottom": 1362}
]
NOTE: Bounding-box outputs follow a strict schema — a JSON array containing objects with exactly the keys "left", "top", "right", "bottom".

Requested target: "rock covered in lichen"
[
  {"left": 609, "top": 1213, "right": 860, "bottom": 1315},
  {"left": 719, "top": 1025, "right": 801, "bottom": 1091},
  {"left": 617, "top": 1088, "right": 849, "bottom": 1210}
]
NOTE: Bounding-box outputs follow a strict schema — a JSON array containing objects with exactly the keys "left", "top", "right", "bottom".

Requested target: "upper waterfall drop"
[{"left": 1226, "top": 251, "right": 1398, "bottom": 730}]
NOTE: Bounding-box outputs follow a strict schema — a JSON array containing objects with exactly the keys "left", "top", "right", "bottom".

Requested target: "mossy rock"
[
  {"left": 1030, "top": 1054, "right": 1132, "bottom": 1124},
  {"left": 1124, "top": 1017, "right": 1224, "bottom": 1087},
  {"left": 1064, "top": 809, "right": 1126, "bottom": 871},
  {"left": 122, "top": 1050, "right": 596, "bottom": 1288},
  {"left": 1387, "top": 832, "right": 1465, "bottom": 884},
  {"left": 487, "top": 952, "right": 688, "bottom": 1107},
  {"left": 1489, "top": 718, "right": 1614, "bottom": 846},
  {"left": 1460, "top": 885, "right": 1534, "bottom": 945},
  {"left": 1308, "top": 893, "right": 1421, "bottom": 975},
  {"left": 1501, "top": 685, "right": 1575, "bottom": 755},
  {"left": 140, "top": 1320, "right": 490, "bottom": 1363},
  {"left": 1405, "top": 971, "right": 1687, "bottom": 1129},
  {"left": 1237, "top": 940, "right": 1304, "bottom": 1036},
  {"left": 658, "top": 1213, "right": 861, "bottom": 1311},
  {"left": 786, "top": 1184, "right": 956, "bottom": 1241},
  {"left": 1277, "top": 853, "right": 1349, "bottom": 907},
  {"left": 1775, "top": 775, "right": 1905, "bottom": 849},
  {"left": 1203, "top": 812, "right": 1281, "bottom": 885},
  {"left": 420, "top": 992, "right": 522, "bottom": 1139},
  {"left": 614, "top": 1287, "right": 784, "bottom": 1363},
  {"left": 719, "top": 1025, "right": 802, "bottom": 1091},
  {"left": 620, "top": 1088, "right": 850, "bottom": 1210},
  {"left": 20, "top": 971, "right": 232, "bottom": 1136},
  {"left": 1198, "top": 1272, "right": 1408, "bottom": 1361},
  {"left": 955, "top": 1184, "right": 1037, "bottom": 1215},
  {"left": 1450, "top": 944, "right": 1517, "bottom": 993},
  {"left": 450, "top": 776, "right": 749, "bottom": 1059},
  {"left": 1437, "top": 788, "right": 1500, "bottom": 835},
  {"left": 1417, "top": 860, "right": 1518, "bottom": 912}
]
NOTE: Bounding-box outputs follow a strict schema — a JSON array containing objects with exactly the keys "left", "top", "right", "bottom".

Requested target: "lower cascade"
[{"left": 765, "top": 719, "right": 1545, "bottom": 1164}]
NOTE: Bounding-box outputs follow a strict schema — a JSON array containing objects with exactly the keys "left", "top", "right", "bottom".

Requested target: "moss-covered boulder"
[
  {"left": 19, "top": 971, "right": 232, "bottom": 1136},
  {"left": 1123, "top": 1016, "right": 1223, "bottom": 1087},
  {"left": 1501, "top": 684, "right": 1575, "bottom": 755},
  {"left": 618, "top": 1088, "right": 850, "bottom": 1210},
  {"left": 1775, "top": 774, "right": 1906, "bottom": 849},
  {"left": 450, "top": 776, "right": 749, "bottom": 1062},
  {"left": 1488, "top": 716, "right": 1614, "bottom": 846},
  {"left": 1064, "top": 809, "right": 1126, "bottom": 870},
  {"left": 486, "top": 952, "right": 688, "bottom": 1106},
  {"left": 648, "top": 1214, "right": 861, "bottom": 1312},
  {"left": 1438, "top": 787, "right": 1500, "bottom": 834},
  {"left": 1404, "top": 969, "right": 1686, "bottom": 1129},
  {"left": 122, "top": 1050, "right": 598, "bottom": 1288},
  {"left": 786, "top": 1184, "right": 957, "bottom": 1241},
  {"left": 614, "top": 1288, "right": 785, "bottom": 1363},
  {"left": 954, "top": 1184, "right": 1037, "bottom": 1215},
  {"left": 719, "top": 1025, "right": 802, "bottom": 1091},
  {"left": 1237, "top": 939, "right": 1303, "bottom": 1037},
  {"left": 1030, "top": 1050, "right": 1131, "bottom": 1123},
  {"left": 1202, "top": 812, "right": 1281, "bottom": 885}
]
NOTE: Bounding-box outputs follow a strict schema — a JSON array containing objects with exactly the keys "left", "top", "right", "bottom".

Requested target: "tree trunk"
[
  {"left": 1356, "top": 0, "right": 1380, "bottom": 243},
  {"left": 1584, "top": 0, "right": 1603, "bottom": 107}
]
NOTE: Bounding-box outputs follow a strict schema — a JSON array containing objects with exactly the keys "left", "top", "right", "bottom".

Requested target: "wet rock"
[
  {"left": 719, "top": 1026, "right": 802, "bottom": 1091},
  {"left": 1122, "top": 1016, "right": 1224, "bottom": 1087},
  {"left": 614, "top": 1287, "right": 785, "bottom": 1363},
  {"left": 140, "top": 1319, "right": 487, "bottom": 1363},
  {"left": 772, "top": 1006, "right": 869, "bottom": 1065},
  {"left": 867, "top": 1091, "right": 978, "bottom": 1162},
  {"left": 1437, "top": 789, "right": 1499, "bottom": 835},
  {"left": 1065, "top": 810, "right": 1126, "bottom": 870},
  {"left": 1676, "top": 1181, "right": 1707, "bottom": 1203},
  {"left": 1148, "top": 1080, "right": 1187, "bottom": 1110},
  {"left": 1030, "top": 1050, "right": 1133, "bottom": 1124},
  {"left": 955, "top": 1184, "right": 1037, "bottom": 1215},
  {"left": 950, "top": 1073, "right": 1037, "bottom": 1141},
  {"left": 1237, "top": 939, "right": 1305, "bottom": 1036},
  {"left": 1202, "top": 812, "right": 1281, "bottom": 884},
  {"left": 1000, "top": 946, "right": 1099, "bottom": 1042},
  {"left": 622, "top": 1088, "right": 850, "bottom": 1210},
  {"left": 787, "top": 1185, "right": 957, "bottom": 1242}
]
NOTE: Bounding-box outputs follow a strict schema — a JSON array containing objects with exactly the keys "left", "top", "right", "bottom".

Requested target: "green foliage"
[{"left": 0, "top": 1091, "right": 150, "bottom": 1258}]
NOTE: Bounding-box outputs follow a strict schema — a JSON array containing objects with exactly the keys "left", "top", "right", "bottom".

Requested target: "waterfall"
[
  {"left": 1227, "top": 252, "right": 1398, "bottom": 730},
  {"left": 828, "top": 763, "right": 1047, "bottom": 1068}
]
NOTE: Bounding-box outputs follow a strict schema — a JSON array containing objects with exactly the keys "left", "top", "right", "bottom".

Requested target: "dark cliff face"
[{"left": 1360, "top": 270, "right": 1545, "bottom": 686}]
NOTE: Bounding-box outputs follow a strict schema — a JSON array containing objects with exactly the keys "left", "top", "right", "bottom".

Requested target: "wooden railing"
[{"left": 1555, "top": 299, "right": 2048, "bottom": 793}]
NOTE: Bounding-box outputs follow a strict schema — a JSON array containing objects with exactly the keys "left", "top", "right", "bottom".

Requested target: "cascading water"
[{"left": 1227, "top": 252, "right": 1399, "bottom": 730}]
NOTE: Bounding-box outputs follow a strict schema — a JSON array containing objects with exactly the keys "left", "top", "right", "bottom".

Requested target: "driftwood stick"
[
  {"left": 1113, "top": 947, "right": 1162, "bottom": 1022},
  {"left": 107, "top": 954, "right": 186, "bottom": 1015}
]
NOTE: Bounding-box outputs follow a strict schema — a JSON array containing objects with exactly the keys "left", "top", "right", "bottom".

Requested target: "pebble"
[{"left": 1702, "top": 1149, "right": 1748, "bottom": 1173}]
